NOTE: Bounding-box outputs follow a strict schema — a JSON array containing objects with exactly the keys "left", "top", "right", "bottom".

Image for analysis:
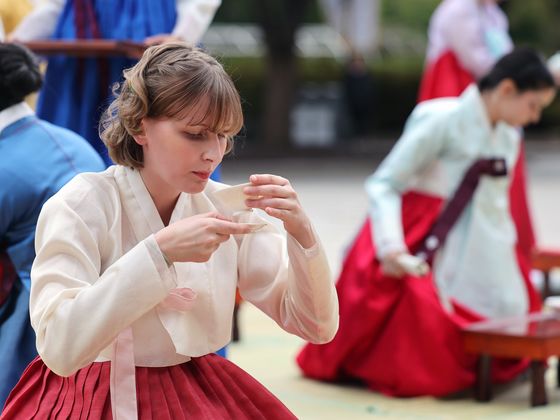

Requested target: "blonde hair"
[{"left": 100, "top": 43, "right": 243, "bottom": 168}]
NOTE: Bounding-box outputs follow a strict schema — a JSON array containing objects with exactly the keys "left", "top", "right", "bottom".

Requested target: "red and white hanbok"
[
  {"left": 419, "top": 0, "right": 535, "bottom": 283},
  {"left": 297, "top": 85, "right": 541, "bottom": 397},
  {"left": 418, "top": 0, "right": 512, "bottom": 102},
  {"left": 2, "top": 166, "right": 339, "bottom": 419}
]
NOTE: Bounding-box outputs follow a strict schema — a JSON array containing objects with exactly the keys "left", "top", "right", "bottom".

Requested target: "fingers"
[
  {"left": 263, "top": 207, "right": 292, "bottom": 219},
  {"left": 144, "top": 34, "right": 183, "bottom": 46},
  {"left": 248, "top": 174, "right": 290, "bottom": 187},
  {"left": 244, "top": 174, "right": 296, "bottom": 207},
  {"left": 381, "top": 252, "right": 409, "bottom": 278},
  {"left": 191, "top": 212, "right": 232, "bottom": 222},
  {"left": 205, "top": 212, "right": 232, "bottom": 222},
  {"left": 143, "top": 35, "right": 162, "bottom": 46},
  {"left": 244, "top": 184, "right": 294, "bottom": 200},
  {"left": 185, "top": 213, "right": 253, "bottom": 235},
  {"left": 211, "top": 219, "right": 253, "bottom": 236},
  {"left": 381, "top": 263, "right": 406, "bottom": 278},
  {"left": 245, "top": 197, "right": 294, "bottom": 211}
]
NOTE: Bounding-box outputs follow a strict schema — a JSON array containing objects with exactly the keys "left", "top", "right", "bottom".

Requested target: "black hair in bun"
[{"left": 0, "top": 43, "right": 42, "bottom": 111}]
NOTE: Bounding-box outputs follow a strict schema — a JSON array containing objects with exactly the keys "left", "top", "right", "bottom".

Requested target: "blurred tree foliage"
[
  {"left": 214, "top": 0, "right": 323, "bottom": 23},
  {"left": 381, "top": 0, "right": 439, "bottom": 31},
  {"left": 215, "top": 0, "right": 560, "bottom": 54},
  {"left": 213, "top": 0, "right": 560, "bottom": 139},
  {"left": 505, "top": 0, "right": 560, "bottom": 54}
]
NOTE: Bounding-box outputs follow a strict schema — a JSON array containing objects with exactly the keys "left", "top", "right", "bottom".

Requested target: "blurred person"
[
  {"left": 0, "top": 43, "right": 104, "bottom": 407},
  {"left": 297, "top": 48, "right": 556, "bottom": 397},
  {"left": 0, "top": 0, "right": 33, "bottom": 39},
  {"left": 1, "top": 43, "right": 338, "bottom": 419},
  {"left": 10, "top": 0, "right": 221, "bottom": 168},
  {"left": 547, "top": 51, "right": 560, "bottom": 85},
  {"left": 342, "top": 52, "right": 374, "bottom": 138},
  {"left": 418, "top": 0, "right": 512, "bottom": 102},
  {"left": 419, "top": 0, "right": 537, "bottom": 309}
]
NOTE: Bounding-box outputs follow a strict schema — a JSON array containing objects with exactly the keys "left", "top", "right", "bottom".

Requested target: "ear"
[
  {"left": 132, "top": 119, "right": 148, "bottom": 146},
  {"left": 497, "top": 78, "right": 517, "bottom": 97}
]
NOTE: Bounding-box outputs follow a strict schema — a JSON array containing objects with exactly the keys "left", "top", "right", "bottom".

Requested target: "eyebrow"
[{"left": 182, "top": 124, "right": 208, "bottom": 129}]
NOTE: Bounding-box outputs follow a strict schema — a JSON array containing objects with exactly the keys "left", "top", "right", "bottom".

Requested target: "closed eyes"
[{"left": 182, "top": 131, "right": 227, "bottom": 141}]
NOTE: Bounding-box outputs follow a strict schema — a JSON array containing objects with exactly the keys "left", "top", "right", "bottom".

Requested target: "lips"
[{"left": 193, "top": 171, "right": 211, "bottom": 180}]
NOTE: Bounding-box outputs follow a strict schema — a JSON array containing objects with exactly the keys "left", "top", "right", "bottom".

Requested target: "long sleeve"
[
  {"left": 9, "top": 0, "right": 64, "bottom": 41},
  {"left": 237, "top": 216, "right": 338, "bottom": 345},
  {"left": 172, "top": 0, "right": 221, "bottom": 44},
  {"left": 365, "top": 103, "right": 448, "bottom": 258},
  {"left": 30, "top": 191, "right": 177, "bottom": 377}
]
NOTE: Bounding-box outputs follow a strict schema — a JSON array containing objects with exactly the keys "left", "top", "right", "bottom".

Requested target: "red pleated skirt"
[
  {"left": 2, "top": 354, "right": 296, "bottom": 419},
  {"left": 297, "top": 191, "right": 540, "bottom": 397}
]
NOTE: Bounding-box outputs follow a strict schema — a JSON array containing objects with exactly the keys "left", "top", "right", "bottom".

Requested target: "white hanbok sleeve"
[
  {"left": 10, "top": 0, "right": 64, "bottom": 41},
  {"left": 365, "top": 105, "right": 448, "bottom": 258},
  {"left": 236, "top": 217, "right": 338, "bottom": 345},
  {"left": 172, "top": 0, "right": 221, "bottom": 44},
  {"left": 30, "top": 187, "right": 177, "bottom": 377}
]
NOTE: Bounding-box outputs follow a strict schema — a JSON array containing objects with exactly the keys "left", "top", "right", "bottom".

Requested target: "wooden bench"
[{"left": 463, "top": 312, "right": 560, "bottom": 407}]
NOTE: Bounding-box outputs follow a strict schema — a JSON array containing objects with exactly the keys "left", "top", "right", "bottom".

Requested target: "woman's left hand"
[{"left": 244, "top": 174, "right": 316, "bottom": 249}]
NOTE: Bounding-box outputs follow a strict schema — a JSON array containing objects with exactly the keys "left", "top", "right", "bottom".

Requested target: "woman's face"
[
  {"left": 136, "top": 104, "right": 228, "bottom": 195},
  {"left": 497, "top": 86, "right": 556, "bottom": 127}
]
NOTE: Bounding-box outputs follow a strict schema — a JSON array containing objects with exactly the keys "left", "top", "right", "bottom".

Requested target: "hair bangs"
[{"left": 160, "top": 66, "right": 243, "bottom": 137}]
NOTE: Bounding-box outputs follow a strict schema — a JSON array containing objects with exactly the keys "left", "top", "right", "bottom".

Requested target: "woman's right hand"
[
  {"left": 380, "top": 251, "right": 408, "bottom": 278},
  {"left": 154, "top": 212, "right": 252, "bottom": 264}
]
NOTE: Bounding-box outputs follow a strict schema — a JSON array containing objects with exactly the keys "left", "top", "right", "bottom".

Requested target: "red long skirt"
[
  {"left": 417, "top": 50, "right": 473, "bottom": 103},
  {"left": 2, "top": 354, "right": 296, "bottom": 419},
  {"left": 297, "top": 192, "right": 541, "bottom": 397}
]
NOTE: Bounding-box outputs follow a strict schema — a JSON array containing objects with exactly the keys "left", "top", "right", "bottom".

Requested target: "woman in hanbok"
[
  {"left": 419, "top": 0, "right": 537, "bottom": 311},
  {"left": 0, "top": 43, "right": 104, "bottom": 408},
  {"left": 418, "top": 0, "right": 511, "bottom": 102},
  {"left": 10, "top": 0, "right": 221, "bottom": 166},
  {"left": 297, "top": 48, "right": 556, "bottom": 397},
  {"left": 1, "top": 42, "right": 339, "bottom": 419}
]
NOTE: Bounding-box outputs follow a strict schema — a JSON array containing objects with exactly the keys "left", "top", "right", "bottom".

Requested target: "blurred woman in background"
[
  {"left": 0, "top": 43, "right": 104, "bottom": 407},
  {"left": 298, "top": 48, "right": 556, "bottom": 397}
]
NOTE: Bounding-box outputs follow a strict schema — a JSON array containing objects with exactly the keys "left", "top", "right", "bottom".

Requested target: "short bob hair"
[{"left": 100, "top": 43, "right": 243, "bottom": 168}]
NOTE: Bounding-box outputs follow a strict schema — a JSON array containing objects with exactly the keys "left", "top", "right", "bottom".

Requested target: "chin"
[{"left": 183, "top": 181, "right": 208, "bottom": 194}]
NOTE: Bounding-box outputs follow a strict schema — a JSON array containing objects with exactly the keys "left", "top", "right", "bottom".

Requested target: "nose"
[{"left": 202, "top": 132, "right": 223, "bottom": 162}]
